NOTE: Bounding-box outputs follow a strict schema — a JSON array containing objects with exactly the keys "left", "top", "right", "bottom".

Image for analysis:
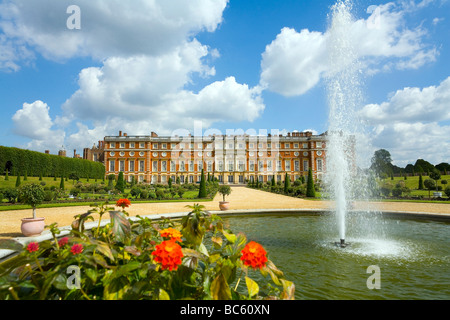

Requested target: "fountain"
[{"left": 324, "top": 0, "right": 365, "bottom": 248}]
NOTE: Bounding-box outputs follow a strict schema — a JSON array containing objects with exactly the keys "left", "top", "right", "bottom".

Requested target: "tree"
[
  {"left": 306, "top": 168, "right": 316, "bottom": 197},
  {"left": 218, "top": 185, "right": 231, "bottom": 202},
  {"left": 60, "top": 176, "right": 65, "bottom": 190},
  {"left": 370, "top": 149, "right": 393, "bottom": 177},
  {"left": 198, "top": 169, "right": 207, "bottom": 198},
  {"left": 424, "top": 179, "right": 436, "bottom": 199},
  {"left": 418, "top": 173, "right": 424, "bottom": 190},
  {"left": 69, "top": 172, "right": 79, "bottom": 184},
  {"left": 15, "top": 174, "right": 21, "bottom": 187},
  {"left": 429, "top": 169, "right": 441, "bottom": 191},
  {"left": 115, "top": 172, "right": 125, "bottom": 193},
  {"left": 168, "top": 177, "right": 172, "bottom": 189},
  {"left": 284, "top": 173, "right": 291, "bottom": 193},
  {"left": 19, "top": 183, "right": 45, "bottom": 219},
  {"left": 271, "top": 175, "right": 275, "bottom": 187}
]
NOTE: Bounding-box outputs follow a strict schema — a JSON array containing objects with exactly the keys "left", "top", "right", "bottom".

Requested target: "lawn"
[{"left": 380, "top": 174, "right": 450, "bottom": 199}]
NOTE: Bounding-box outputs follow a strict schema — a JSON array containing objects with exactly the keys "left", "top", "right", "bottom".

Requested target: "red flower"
[
  {"left": 116, "top": 198, "right": 131, "bottom": 209},
  {"left": 26, "top": 242, "right": 39, "bottom": 253},
  {"left": 159, "top": 228, "right": 183, "bottom": 242},
  {"left": 58, "top": 237, "right": 69, "bottom": 247},
  {"left": 151, "top": 239, "right": 183, "bottom": 271},
  {"left": 70, "top": 243, "right": 84, "bottom": 255},
  {"left": 240, "top": 241, "right": 268, "bottom": 269}
]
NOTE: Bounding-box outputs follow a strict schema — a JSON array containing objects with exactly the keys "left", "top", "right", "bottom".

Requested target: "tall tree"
[
  {"left": 198, "top": 169, "right": 207, "bottom": 198},
  {"left": 115, "top": 172, "right": 125, "bottom": 193},
  {"left": 370, "top": 149, "right": 393, "bottom": 176},
  {"left": 306, "top": 168, "right": 316, "bottom": 197}
]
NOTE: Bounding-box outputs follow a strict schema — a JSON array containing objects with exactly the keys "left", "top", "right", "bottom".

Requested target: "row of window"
[
  {"left": 108, "top": 159, "right": 323, "bottom": 173},
  {"left": 108, "top": 141, "right": 324, "bottom": 150},
  {"left": 108, "top": 150, "right": 323, "bottom": 157},
  {"left": 122, "top": 173, "right": 322, "bottom": 184}
]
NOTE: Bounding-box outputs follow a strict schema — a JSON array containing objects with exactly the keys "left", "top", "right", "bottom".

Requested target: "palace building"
[{"left": 103, "top": 130, "right": 328, "bottom": 185}]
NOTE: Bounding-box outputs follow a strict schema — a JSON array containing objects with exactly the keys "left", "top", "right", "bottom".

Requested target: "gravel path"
[{"left": 1, "top": 187, "right": 449, "bottom": 239}]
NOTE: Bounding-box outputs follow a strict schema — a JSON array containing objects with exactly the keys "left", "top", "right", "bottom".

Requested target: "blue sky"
[{"left": 0, "top": 0, "right": 449, "bottom": 167}]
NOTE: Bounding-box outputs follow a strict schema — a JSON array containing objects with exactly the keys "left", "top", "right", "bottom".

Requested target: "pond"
[{"left": 222, "top": 213, "right": 450, "bottom": 300}]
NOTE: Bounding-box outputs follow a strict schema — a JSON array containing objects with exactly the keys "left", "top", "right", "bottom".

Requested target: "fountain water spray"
[{"left": 325, "top": 0, "right": 363, "bottom": 248}]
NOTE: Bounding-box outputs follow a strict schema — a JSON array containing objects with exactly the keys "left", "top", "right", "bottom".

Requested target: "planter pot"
[
  {"left": 219, "top": 201, "right": 230, "bottom": 211},
  {"left": 21, "top": 217, "right": 45, "bottom": 237}
]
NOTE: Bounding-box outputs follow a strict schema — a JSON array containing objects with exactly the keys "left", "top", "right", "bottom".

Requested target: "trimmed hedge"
[{"left": 0, "top": 146, "right": 105, "bottom": 179}]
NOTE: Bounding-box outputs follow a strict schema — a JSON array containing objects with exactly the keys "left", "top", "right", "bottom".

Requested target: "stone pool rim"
[{"left": 1, "top": 208, "right": 449, "bottom": 263}]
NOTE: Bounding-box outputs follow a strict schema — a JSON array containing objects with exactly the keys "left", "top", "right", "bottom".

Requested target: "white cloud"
[
  {"left": 0, "top": 0, "right": 229, "bottom": 63},
  {"left": 11, "top": 101, "right": 65, "bottom": 151},
  {"left": 360, "top": 76, "right": 450, "bottom": 166},
  {"left": 260, "top": 2, "right": 438, "bottom": 97}
]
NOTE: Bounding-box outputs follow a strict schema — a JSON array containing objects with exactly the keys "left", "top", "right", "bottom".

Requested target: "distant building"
[
  {"left": 83, "top": 141, "right": 105, "bottom": 163},
  {"left": 103, "top": 130, "right": 331, "bottom": 185},
  {"left": 58, "top": 149, "right": 67, "bottom": 157}
]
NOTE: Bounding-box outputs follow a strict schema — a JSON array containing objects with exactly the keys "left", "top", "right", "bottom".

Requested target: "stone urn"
[
  {"left": 219, "top": 201, "right": 230, "bottom": 211},
  {"left": 21, "top": 217, "right": 45, "bottom": 237}
]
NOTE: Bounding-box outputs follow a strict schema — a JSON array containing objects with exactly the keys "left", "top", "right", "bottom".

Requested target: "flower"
[
  {"left": 240, "top": 241, "right": 268, "bottom": 269},
  {"left": 70, "top": 244, "right": 84, "bottom": 255},
  {"left": 58, "top": 237, "right": 69, "bottom": 247},
  {"left": 151, "top": 239, "right": 183, "bottom": 271},
  {"left": 116, "top": 198, "right": 131, "bottom": 209},
  {"left": 159, "top": 228, "right": 183, "bottom": 242},
  {"left": 26, "top": 242, "right": 39, "bottom": 253}
]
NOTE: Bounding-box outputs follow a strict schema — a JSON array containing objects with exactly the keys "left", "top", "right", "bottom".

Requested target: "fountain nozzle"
[{"left": 335, "top": 239, "right": 348, "bottom": 248}]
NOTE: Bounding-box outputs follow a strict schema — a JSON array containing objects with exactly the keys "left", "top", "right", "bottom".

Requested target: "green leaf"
[
  {"left": 159, "top": 288, "right": 170, "bottom": 300},
  {"left": 222, "top": 230, "right": 236, "bottom": 244},
  {"left": 280, "top": 279, "right": 295, "bottom": 300},
  {"left": 245, "top": 276, "right": 259, "bottom": 298},
  {"left": 0, "top": 239, "right": 24, "bottom": 251},
  {"left": 210, "top": 273, "right": 232, "bottom": 300},
  {"left": 85, "top": 268, "right": 98, "bottom": 283},
  {"left": 211, "top": 236, "right": 223, "bottom": 249},
  {"left": 109, "top": 210, "right": 131, "bottom": 243}
]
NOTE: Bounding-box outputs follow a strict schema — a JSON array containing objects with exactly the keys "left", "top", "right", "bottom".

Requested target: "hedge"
[{"left": 0, "top": 146, "right": 105, "bottom": 179}]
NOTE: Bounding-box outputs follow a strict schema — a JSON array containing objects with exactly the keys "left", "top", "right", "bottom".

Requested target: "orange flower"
[
  {"left": 26, "top": 242, "right": 39, "bottom": 253},
  {"left": 116, "top": 198, "right": 131, "bottom": 209},
  {"left": 151, "top": 239, "right": 183, "bottom": 271},
  {"left": 160, "top": 228, "right": 183, "bottom": 242},
  {"left": 240, "top": 241, "right": 268, "bottom": 269}
]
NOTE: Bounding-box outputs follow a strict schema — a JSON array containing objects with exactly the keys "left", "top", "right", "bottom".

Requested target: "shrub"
[
  {"left": 218, "top": 185, "right": 232, "bottom": 202},
  {"left": 445, "top": 186, "right": 450, "bottom": 198},
  {"left": 0, "top": 201, "right": 294, "bottom": 300}
]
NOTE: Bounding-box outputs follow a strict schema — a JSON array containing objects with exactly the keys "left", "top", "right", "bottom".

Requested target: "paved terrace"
[{"left": 1, "top": 186, "right": 450, "bottom": 240}]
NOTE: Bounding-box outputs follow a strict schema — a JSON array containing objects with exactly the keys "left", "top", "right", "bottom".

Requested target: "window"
[
  {"left": 285, "top": 143, "right": 290, "bottom": 148},
  {"left": 109, "top": 160, "right": 115, "bottom": 171},
  {"left": 171, "top": 143, "right": 176, "bottom": 149},
  {"left": 161, "top": 161, "right": 167, "bottom": 172},
  {"left": 119, "top": 160, "right": 125, "bottom": 172},
  {"left": 303, "top": 160, "right": 309, "bottom": 171},
  {"left": 139, "top": 175, "right": 144, "bottom": 182},
  {"left": 161, "top": 176, "right": 167, "bottom": 183},
  {"left": 258, "top": 143, "right": 263, "bottom": 149},
  {"left": 239, "top": 175, "right": 244, "bottom": 183},
  {"left": 162, "top": 143, "right": 167, "bottom": 149},
  {"left": 294, "top": 160, "right": 300, "bottom": 171},
  {"left": 110, "top": 142, "right": 115, "bottom": 148},
  {"left": 228, "top": 161, "right": 234, "bottom": 172},
  {"left": 152, "top": 161, "right": 158, "bottom": 172},
  {"left": 198, "top": 161, "right": 203, "bottom": 171},
  {"left": 238, "top": 160, "right": 245, "bottom": 172},
  {"left": 276, "top": 160, "right": 282, "bottom": 171},
  {"left": 189, "top": 160, "right": 194, "bottom": 172},
  {"left": 267, "top": 143, "right": 271, "bottom": 149},
  {"left": 120, "top": 142, "right": 125, "bottom": 148},
  {"left": 267, "top": 160, "right": 273, "bottom": 172},
  {"left": 129, "top": 160, "right": 135, "bottom": 172},
  {"left": 317, "top": 159, "right": 323, "bottom": 172},
  {"left": 217, "top": 160, "right": 223, "bottom": 172},
  {"left": 228, "top": 175, "right": 234, "bottom": 183},
  {"left": 249, "top": 160, "right": 255, "bottom": 171},
  {"left": 276, "top": 143, "right": 281, "bottom": 149},
  {"left": 303, "top": 143, "right": 308, "bottom": 148},
  {"left": 207, "top": 161, "right": 213, "bottom": 172},
  {"left": 285, "top": 160, "right": 291, "bottom": 171},
  {"left": 294, "top": 143, "right": 299, "bottom": 148},
  {"left": 189, "top": 176, "right": 194, "bottom": 183},
  {"left": 153, "top": 143, "right": 158, "bottom": 149},
  {"left": 170, "top": 161, "right": 176, "bottom": 172},
  {"left": 139, "top": 160, "right": 145, "bottom": 172},
  {"left": 180, "top": 161, "right": 185, "bottom": 172},
  {"left": 139, "top": 142, "right": 144, "bottom": 148},
  {"left": 249, "top": 143, "right": 254, "bottom": 149},
  {"left": 258, "top": 160, "right": 264, "bottom": 172},
  {"left": 316, "top": 142, "right": 323, "bottom": 148}
]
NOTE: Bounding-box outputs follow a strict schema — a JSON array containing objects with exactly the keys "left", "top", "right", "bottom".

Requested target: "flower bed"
[{"left": 0, "top": 200, "right": 294, "bottom": 300}]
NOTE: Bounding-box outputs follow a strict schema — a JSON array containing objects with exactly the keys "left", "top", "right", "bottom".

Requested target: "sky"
[{"left": 0, "top": 0, "right": 449, "bottom": 168}]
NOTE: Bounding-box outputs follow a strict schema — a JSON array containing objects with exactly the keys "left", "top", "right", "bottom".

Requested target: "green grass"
[{"left": 381, "top": 174, "right": 450, "bottom": 199}]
